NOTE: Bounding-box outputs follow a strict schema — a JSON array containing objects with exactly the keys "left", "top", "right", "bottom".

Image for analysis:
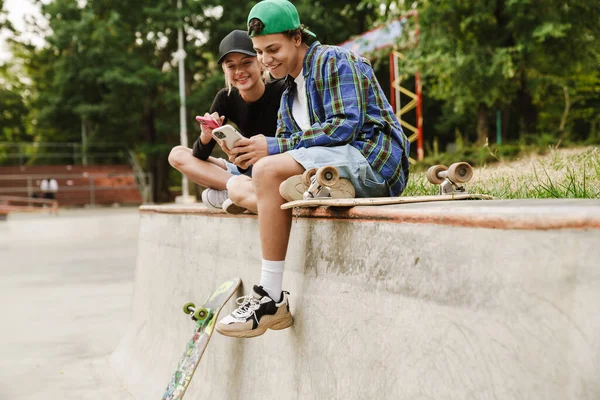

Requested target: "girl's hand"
[{"left": 199, "top": 112, "right": 225, "bottom": 145}]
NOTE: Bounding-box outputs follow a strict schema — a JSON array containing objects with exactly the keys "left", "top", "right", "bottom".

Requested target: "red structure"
[{"left": 340, "top": 11, "right": 423, "bottom": 161}]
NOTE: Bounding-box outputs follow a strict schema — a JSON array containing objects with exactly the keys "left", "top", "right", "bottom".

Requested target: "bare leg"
[
  {"left": 168, "top": 146, "right": 232, "bottom": 190},
  {"left": 252, "top": 154, "right": 305, "bottom": 260},
  {"left": 227, "top": 175, "right": 258, "bottom": 214}
]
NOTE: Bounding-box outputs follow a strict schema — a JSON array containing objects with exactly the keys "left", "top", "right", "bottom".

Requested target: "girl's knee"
[{"left": 168, "top": 146, "right": 190, "bottom": 168}]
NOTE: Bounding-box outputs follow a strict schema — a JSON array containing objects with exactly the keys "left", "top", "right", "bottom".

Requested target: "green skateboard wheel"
[
  {"left": 193, "top": 307, "right": 209, "bottom": 321},
  {"left": 182, "top": 302, "right": 195, "bottom": 315}
]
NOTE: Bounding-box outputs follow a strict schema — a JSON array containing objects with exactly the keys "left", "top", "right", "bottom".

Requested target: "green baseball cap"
[{"left": 247, "top": 0, "right": 316, "bottom": 38}]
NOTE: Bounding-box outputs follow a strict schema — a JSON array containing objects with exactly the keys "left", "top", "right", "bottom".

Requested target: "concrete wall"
[{"left": 111, "top": 200, "right": 600, "bottom": 400}]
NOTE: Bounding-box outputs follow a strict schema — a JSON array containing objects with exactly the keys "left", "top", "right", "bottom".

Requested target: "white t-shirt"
[
  {"left": 291, "top": 70, "right": 311, "bottom": 132},
  {"left": 49, "top": 179, "right": 59, "bottom": 193},
  {"left": 40, "top": 179, "right": 49, "bottom": 191}
]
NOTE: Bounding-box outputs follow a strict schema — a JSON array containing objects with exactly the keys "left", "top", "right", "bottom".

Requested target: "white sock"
[{"left": 259, "top": 259, "right": 285, "bottom": 301}]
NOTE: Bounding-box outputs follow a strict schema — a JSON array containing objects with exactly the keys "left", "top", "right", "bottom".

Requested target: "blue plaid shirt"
[{"left": 266, "top": 41, "right": 410, "bottom": 196}]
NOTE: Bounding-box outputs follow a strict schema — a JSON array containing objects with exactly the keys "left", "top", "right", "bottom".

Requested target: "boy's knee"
[
  {"left": 168, "top": 146, "right": 189, "bottom": 168},
  {"left": 253, "top": 156, "right": 301, "bottom": 192},
  {"left": 252, "top": 157, "right": 280, "bottom": 183}
]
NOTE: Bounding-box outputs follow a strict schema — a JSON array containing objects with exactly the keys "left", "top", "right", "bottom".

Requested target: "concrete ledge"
[
  {"left": 141, "top": 198, "right": 600, "bottom": 229},
  {"left": 113, "top": 199, "right": 600, "bottom": 399}
]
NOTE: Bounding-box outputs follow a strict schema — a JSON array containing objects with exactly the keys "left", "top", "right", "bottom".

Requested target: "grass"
[{"left": 403, "top": 146, "right": 600, "bottom": 199}]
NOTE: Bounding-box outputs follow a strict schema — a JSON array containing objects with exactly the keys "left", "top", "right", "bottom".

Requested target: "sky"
[{"left": 0, "top": 0, "right": 45, "bottom": 62}]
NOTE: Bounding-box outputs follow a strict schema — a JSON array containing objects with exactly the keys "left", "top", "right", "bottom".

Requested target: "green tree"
[
  {"left": 0, "top": 0, "right": 32, "bottom": 143},
  {"left": 9, "top": 0, "right": 376, "bottom": 200},
  {"left": 361, "top": 0, "right": 600, "bottom": 147}
]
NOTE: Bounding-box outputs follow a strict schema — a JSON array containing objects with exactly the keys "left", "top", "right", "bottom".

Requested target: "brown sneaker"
[{"left": 279, "top": 174, "right": 355, "bottom": 201}]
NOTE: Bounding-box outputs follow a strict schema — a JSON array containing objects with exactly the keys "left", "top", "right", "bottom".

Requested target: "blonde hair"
[{"left": 223, "top": 63, "right": 270, "bottom": 95}]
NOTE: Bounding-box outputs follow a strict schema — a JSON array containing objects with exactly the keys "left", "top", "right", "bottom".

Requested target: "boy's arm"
[{"left": 266, "top": 54, "right": 366, "bottom": 155}]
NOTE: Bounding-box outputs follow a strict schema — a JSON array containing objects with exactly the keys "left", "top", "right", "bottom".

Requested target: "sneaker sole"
[
  {"left": 222, "top": 199, "right": 247, "bottom": 214},
  {"left": 223, "top": 204, "right": 246, "bottom": 214},
  {"left": 216, "top": 313, "right": 294, "bottom": 338}
]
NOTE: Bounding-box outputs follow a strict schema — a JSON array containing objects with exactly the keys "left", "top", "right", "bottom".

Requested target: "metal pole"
[
  {"left": 175, "top": 0, "right": 194, "bottom": 204},
  {"left": 414, "top": 11, "right": 424, "bottom": 161},
  {"left": 82, "top": 119, "right": 88, "bottom": 165},
  {"left": 89, "top": 175, "right": 95, "bottom": 207},
  {"left": 415, "top": 71, "right": 424, "bottom": 161},
  {"left": 389, "top": 52, "right": 395, "bottom": 111},
  {"left": 27, "top": 177, "right": 33, "bottom": 206},
  {"left": 496, "top": 109, "right": 502, "bottom": 145},
  {"left": 393, "top": 55, "right": 400, "bottom": 117}
]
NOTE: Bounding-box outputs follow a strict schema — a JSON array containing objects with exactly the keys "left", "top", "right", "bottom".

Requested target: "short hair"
[{"left": 248, "top": 18, "right": 312, "bottom": 43}]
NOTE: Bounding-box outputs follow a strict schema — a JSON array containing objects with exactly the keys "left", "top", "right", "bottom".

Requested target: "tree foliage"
[
  {"left": 1, "top": 0, "right": 599, "bottom": 200},
  {"left": 2, "top": 0, "right": 374, "bottom": 200},
  {"left": 361, "top": 0, "right": 600, "bottom": 146}
]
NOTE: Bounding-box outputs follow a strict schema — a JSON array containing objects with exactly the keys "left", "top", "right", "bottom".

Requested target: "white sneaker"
[
  {"left": 216, "top": 285, "right": 293, "bottom": 338},
  {"left": 201, "top": 188, "right": 229, "bottom": 209}
]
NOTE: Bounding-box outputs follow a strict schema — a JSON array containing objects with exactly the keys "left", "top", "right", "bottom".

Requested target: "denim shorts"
[
  {"left": 223, "top": 160, "right": 252, "bottom": 177},
  {"left": 286, "top": 145, "right": 390, "bottom": 198}
]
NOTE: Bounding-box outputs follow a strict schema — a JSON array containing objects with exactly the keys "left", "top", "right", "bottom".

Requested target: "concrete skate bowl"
[{"left": 112, "top": 199, "right": 600, "bottom": 400}]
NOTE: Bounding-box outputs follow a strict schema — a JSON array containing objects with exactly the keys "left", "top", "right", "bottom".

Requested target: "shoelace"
[{"left": 232, "top": 295, "right": 261, "bottom": 319}]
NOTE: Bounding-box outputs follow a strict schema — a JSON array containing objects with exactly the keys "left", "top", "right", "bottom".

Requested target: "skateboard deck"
[
  {"left": 162, "top": 277, "right": 242, "bottom": 400},
  {"left": 281, "top": 193, "right": 493, "bottom": 209}
]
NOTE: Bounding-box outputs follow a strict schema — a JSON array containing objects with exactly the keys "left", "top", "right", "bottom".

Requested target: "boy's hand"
[
  {"left": 199, "top": 112, "right": 225, "bottom": 145},
  {"left": 229, "top": 135, "right": 269, "bottom": 169}
]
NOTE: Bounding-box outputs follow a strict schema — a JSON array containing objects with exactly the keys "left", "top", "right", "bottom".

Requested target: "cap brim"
[{"left": 217, "top": 50, "right": 257, "bottom": 64}]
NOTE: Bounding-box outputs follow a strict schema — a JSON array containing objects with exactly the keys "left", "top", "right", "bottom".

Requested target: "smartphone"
[
  {"left": 211, "top": 124, "right": 245, "bottom": 149},
  {"left": 195, "top": 115, "right": 221, "bottom": 130}
]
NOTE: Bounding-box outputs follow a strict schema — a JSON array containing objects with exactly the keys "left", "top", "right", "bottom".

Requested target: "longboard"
[
  {"left": 281, "top": 193, "right": 493, "bottom": 209},
  {"left": 162, "top": 278, "right": 242, "bottom": 400}
]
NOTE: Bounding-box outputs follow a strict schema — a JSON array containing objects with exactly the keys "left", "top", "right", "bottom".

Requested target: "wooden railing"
[{"left": 0, "top": 195, "right": 59, "bottom": 217}]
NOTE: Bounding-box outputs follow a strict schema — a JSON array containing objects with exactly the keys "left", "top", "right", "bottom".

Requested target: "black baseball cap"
[{"left": 217, "top": 30, "right": 257, "bottom": 64}]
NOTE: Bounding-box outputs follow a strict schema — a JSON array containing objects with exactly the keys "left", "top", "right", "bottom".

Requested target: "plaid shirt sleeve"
[{"left": 266, "top": 51, "right": 366, "bottom": 154}]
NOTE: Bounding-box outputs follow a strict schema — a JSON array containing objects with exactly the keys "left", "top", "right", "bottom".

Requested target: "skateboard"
[
  {"left": 301, "top": 165, "right": 344, "bottom": 199},
  {"left": 281, "top": 162, "right": 493, "bottom": 209},
  {"left": 162, "top": 278, "right": 242, "bottom": 400},
  {"left": 425, "top": 162, "right": 474, "bottom": 195}
]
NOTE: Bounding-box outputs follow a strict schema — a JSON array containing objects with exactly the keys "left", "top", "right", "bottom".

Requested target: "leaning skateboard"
[
  {"left": 281, "top": 162, "right": 493, "bottom": 209},
  {"left": 162, "top": 278, "right": 242, "bottom": 400}
]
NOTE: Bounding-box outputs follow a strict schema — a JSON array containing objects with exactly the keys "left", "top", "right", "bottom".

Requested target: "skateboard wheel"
[
  {"left": 426, "top": 165, "right": 447, "bottom": 185},
  {"left": 182, "top": 302, "right": 195, "bottom": 315},
  {"left": 193, "top": 307, "right": 209, "bottom": 322},
  {"left": 316, "top": 166, "right": 339, "bottom": 187},
  {"left": 447, "top": 162, "right": 473, "bottom": 183},
  {"left": 302, "top": 168, "right": 317, "bottom": 187}
]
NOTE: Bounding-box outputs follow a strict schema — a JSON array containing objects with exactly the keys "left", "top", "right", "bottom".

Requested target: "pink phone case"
[{"left": 195, "top": 116, "right": 221, "bottom": 130}]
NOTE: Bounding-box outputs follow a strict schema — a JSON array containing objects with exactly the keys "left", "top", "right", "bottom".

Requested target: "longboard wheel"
[
  {"left": 447, "top": 162, "right": 473, "bottom": 183},
  {"left": 426, "top": 165, "right": 447, "bottom": 185},
  {"left": 193, "top": 307, "right": 209, "bottom": 322},
  {"left": 316, "top": 166, "right": 339, "bottom": 187},
  {"left": 302, "top": 168, "right": 317, "bottom": 187},
  {"left": 182, "top": 302, "right": 195, "bottom": 315}
]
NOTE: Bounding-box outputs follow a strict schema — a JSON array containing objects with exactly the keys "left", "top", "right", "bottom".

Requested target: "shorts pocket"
[{"left": 359, "top": 163, "right": 387, "bottom": 189}]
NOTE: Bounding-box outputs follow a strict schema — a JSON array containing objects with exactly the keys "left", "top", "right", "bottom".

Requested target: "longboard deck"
[
  {"left": 281, "top": 193, "right": 493, "bottom": 209},
  {"left": 162, "top": 277, "right": 242, "bottom": 400}
]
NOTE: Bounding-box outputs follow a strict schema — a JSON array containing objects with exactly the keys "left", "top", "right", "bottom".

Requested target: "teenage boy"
[{"left": 216, "top": 0, "right": 410, "bottom": 338}]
